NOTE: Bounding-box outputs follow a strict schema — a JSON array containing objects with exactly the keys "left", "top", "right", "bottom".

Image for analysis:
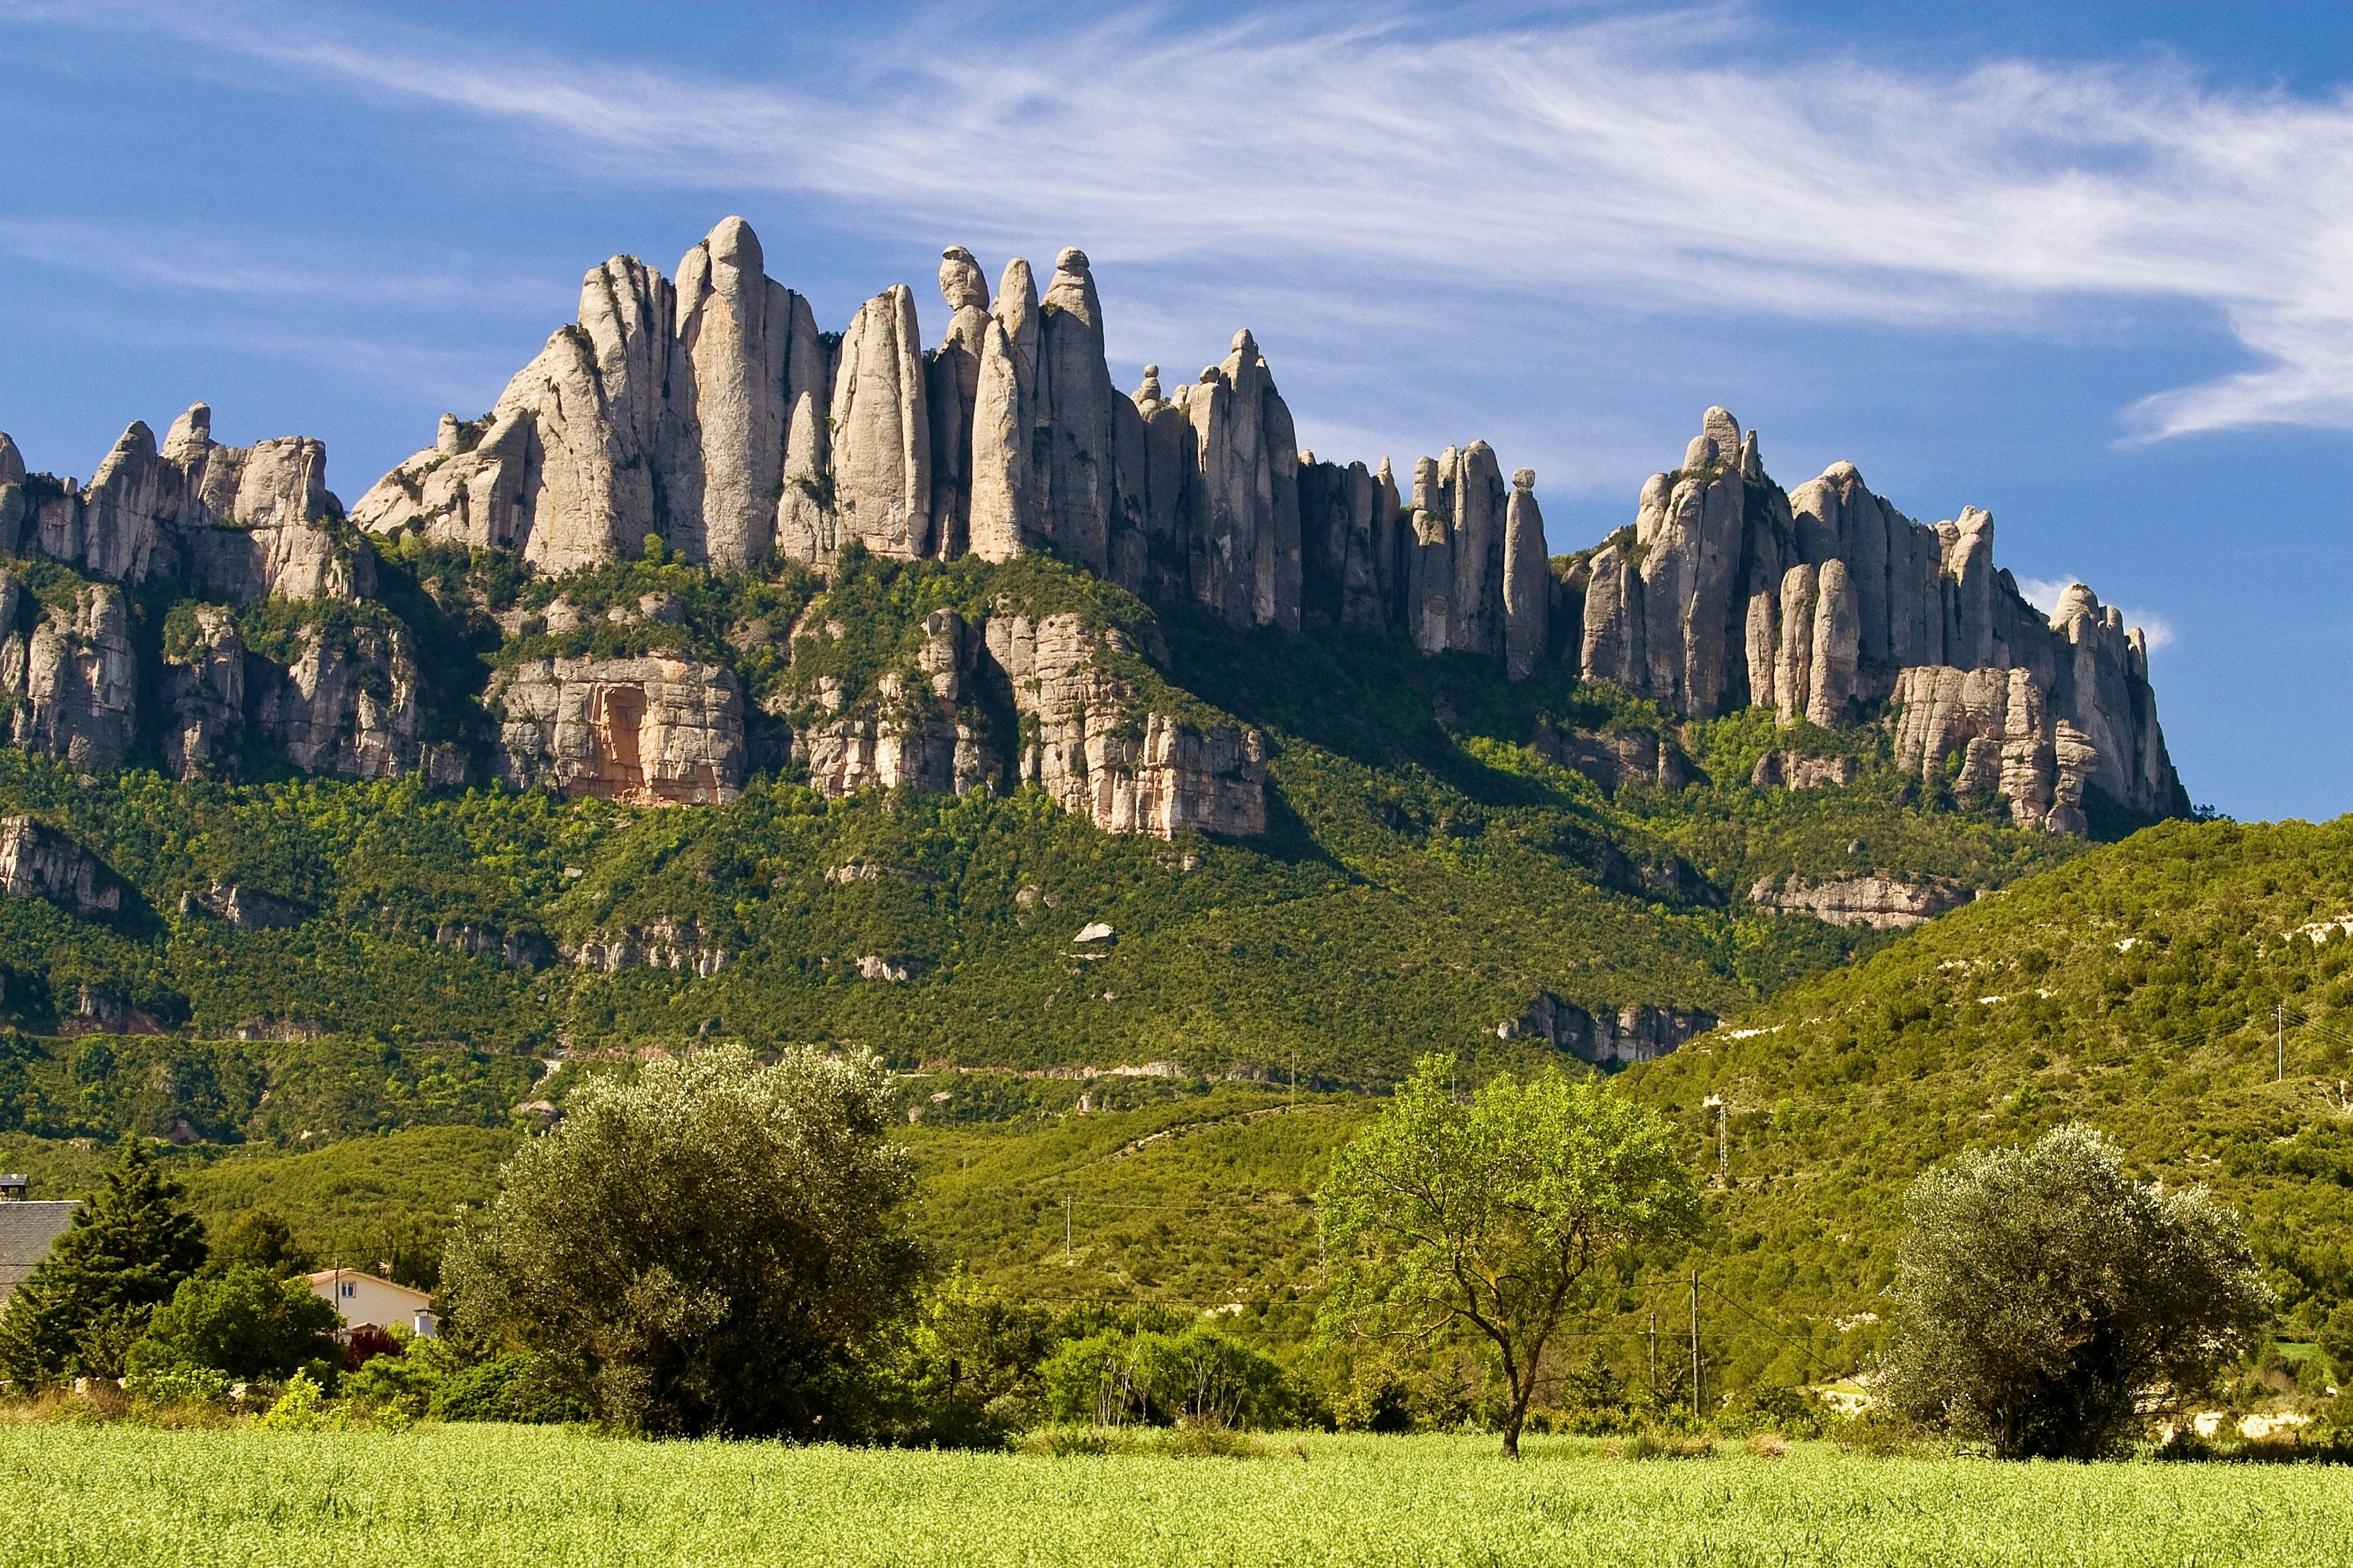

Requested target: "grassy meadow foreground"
[{"left": 8, "top": 1425, "right": 2353, "bottom": 1568}]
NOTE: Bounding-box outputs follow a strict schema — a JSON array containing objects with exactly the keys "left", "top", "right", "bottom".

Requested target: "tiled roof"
[{"left": 0, "top": 1202, "right": 81, "bottom": 1296}]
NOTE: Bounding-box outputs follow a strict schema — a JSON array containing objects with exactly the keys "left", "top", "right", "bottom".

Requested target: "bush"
[
  {"left": 1884, "top": 1124, "right": 2271, "bottom": 1459},
  {"left": 123, "top": 1266, "right": 339, "bottom": 1384},
  {"left": 1041, "top": 1326, "right": 1289, "bottom": 1430},
  {"left": 256, "top": 1370, "right": 334, "bottom": 1432},
  {"left": 428, "top": 1351, "right": 587, "bottom": 1425},
  {"left": 441, "top": 1046, "right": 919, "bottom": 1438}
]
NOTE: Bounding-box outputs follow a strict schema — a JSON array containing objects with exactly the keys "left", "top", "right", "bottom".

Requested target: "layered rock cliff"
[{"left": 0, "top": 213, "right": 2184, "bottom": 841}]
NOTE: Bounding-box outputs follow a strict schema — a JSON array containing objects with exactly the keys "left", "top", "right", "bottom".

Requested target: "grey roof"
[{"left": 0, "top": 1202, "right": 81, "bottom": 1298}]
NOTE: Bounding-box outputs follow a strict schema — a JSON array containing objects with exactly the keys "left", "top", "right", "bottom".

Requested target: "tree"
[
  {"left": 1884, "top": 1123, "right": 2272, "bottom": 1459},
  {"left": 124, "top": 1266, "right": 340, "bottom": 1382},
  {"left": 206, "top": 1209, "right": 315, "bottom": 1278},
  {"left": 0, "top": 1139, "right": 207, "bottom": 1384},
  {"left": 1316, "top": 1054, "right": 1704, "bottom": 1457},
  {"left": 441, "top": 1045, "right": 922, "bottom": 1437}
]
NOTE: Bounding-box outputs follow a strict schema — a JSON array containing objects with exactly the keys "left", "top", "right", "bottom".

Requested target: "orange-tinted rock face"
[{"left": 488, "top": 655, "right": 745, "bottom": 805}]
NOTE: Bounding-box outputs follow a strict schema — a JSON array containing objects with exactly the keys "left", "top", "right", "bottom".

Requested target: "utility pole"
[
  {"left": 1291, "top": 1047, "right": 1298, "bottom": 1110},
  {"left": 1647, "top": 1308, "right": 1658, "bottom": 1396},
  {"left": 1064, "top": 1195, "right": 1073, "bottom": 1261},
  {"left": 1689, "top": 1271, "right": 1701, "bottom": 1418},
  {"left": 2278, "top": 1002, "right": 2285, "bottom": 1083}
]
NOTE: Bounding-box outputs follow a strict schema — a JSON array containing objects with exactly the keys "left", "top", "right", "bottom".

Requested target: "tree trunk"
[{"left": 1501, "top": 1376, "right": 1534, "bottom": 1459}]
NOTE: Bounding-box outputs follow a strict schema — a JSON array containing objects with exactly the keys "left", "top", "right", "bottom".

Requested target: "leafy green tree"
[
  {"left": 1317, "top": 1053, "right": 1704, "bottom": 1456},
  {"left": 205, "top": 1209, "right": 315, "bottom": 1278},
  {"left": 872, "top": 1269, "right": 1056, "bottom": 1447},
  {"left": 442, "top": 1046, "right": 922, "bottom": 1437},
  {"left": 1040, "top": 1326, "right": 1288, "bottom": 1429},
  {"left": 123, "top": 1266, "right": 339, "bottom": 1382},
  {"left": 2319, "top": 1303, "right": 2353, "bottom": 1389},
  {"left": 1885, "top": 1123, "right": 2272, "bottom": 1459},
  {"left": 0, "top": 1139, "right": 207, "bottom": 1382}
]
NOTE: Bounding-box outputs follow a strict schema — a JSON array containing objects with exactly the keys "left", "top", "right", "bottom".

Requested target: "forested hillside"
[
  {"left": 0, "top": 549, "right": 2087, "bottom": 1083},
  {"left": 1621, "top": 815, "right": 2353, "bottom": 1388}
]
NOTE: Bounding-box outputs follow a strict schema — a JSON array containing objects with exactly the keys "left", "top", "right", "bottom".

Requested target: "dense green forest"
[{"left": 0, "top": 547, "right": 2086, "bottom": 1080}]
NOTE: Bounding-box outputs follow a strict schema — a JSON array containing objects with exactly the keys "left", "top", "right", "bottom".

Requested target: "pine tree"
[{"left": 0, "top": 1140, "right": 208, "bottom": 1384}]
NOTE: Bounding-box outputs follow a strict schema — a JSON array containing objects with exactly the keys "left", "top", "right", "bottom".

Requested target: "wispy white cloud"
[
  {"left": 0, "top": 217, "right": 565, "bottom": 314},
  {"left": 97, "top": 2, "right": 2350, "bottom": 448},
  {"left": 2015, "top": 575, "right": 2177, "bottom": 652},
  {"left": 9, "top": 1, "right": 2349, "bottom": 455}
]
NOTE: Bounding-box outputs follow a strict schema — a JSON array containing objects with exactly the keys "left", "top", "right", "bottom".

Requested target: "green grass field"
[{"left": 4, "top": 1426, "right": 2350, "bottom": 1567}]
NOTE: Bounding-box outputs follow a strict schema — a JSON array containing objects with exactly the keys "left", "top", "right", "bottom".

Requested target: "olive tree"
[
  {"left": 442, "top": 1046, "right": 922, "bottom": 1437},
  {"left": 1886, "top": 1123, "right": 2271, "bottom": 1459},
  {"left": 1317, "top": 1054, "right": 1703, "bottom": 1457}
]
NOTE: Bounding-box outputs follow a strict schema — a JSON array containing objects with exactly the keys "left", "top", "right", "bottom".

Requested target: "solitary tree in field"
[
  {"left": 1316, "top": 1054, "right": 1704, "bottom": 1457},
  {"left": 0, "top": 1139, "right": 208, "bottom": 1384},
  {"left": 1886, "top": 1123, "right": 2270, "bottom": 1459},
  {"left": 442, "top": 1046, "right": 922, "bottom": 1437}
]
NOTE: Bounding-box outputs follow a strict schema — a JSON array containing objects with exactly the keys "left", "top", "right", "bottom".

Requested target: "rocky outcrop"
[
  {"left": 565, "top": 918, "right": 730, "bottom": 976},
  {"left": 792, "top": 609, "right": 991, "bottom": 798},
  {"left": 250, "top": 619, "right": 454, "bottom": 782},
  {"left": 785, "top": 604, "right": 1268, "bottom": 839},
  {"left": 1749, "top": 750, "right": 1859, "bottom": 791},
  {"left": 0, "top": 217, "right": 2185, "bottom": 842},
  {"left": 3, "top": 576, "right": 138, "bottom": 774},
  {"left": 1529, "top": 722, "right": 1692, "bottom": 793},
  {"left": 178, "top": 881, "right": 304, "bottom": 930},
  {"left": 489, "top": 655, "right": 745, "bottom": 805},
  {"left": 984, "top": 612, "right": 1267, "bottom": 838},
  {"left": 5, "top": 404, "right": 352, "bottom": 597},
  {"left": 1574, "top": 410, "right": 2182, "bottom": 825},
  {"left": 1504, "top": 993, "right": 1717, "bottom": 1068},
  {"left": 1889, "top": 664, "right": 2098, "bottom": 834},
  {"left": 0, "top": 816, "right": 120, "bottom": 917},
  {"left": 160, "top": 606, "right": 245, "bottom": 779},
  {"left": 1749, "top": 873, "right": 1971, "bottom": 930}
]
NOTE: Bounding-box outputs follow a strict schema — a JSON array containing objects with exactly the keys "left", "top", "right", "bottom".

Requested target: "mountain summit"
[{"left": 0, "top": 216, "right": 2180, "bottom": 840}]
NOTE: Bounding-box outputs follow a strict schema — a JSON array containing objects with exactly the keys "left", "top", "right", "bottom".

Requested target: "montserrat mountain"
[{"left": 0, "top": 216, "right": 2183, "bottom": 838}]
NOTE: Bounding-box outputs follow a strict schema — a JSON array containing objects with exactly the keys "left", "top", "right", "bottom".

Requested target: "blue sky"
[{"left": 2, "top": 1, "right": 2347, "bottom": 822}]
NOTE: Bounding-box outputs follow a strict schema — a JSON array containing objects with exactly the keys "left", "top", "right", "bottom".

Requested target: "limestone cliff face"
[
  {"left": 1749, "top": 873, "right": 1973, "bottom": 931},
  {"left": 984, "top": 612, "right": 1267, "bottom": 839},
  {"left": 0, "top": 215, "right": 2187, "bottom": 843},
  {"left": 1573, "top": 410, "right": 2184, "bottom": 827},
  {"left": 0, "top": 815, "right": 121, "bottom": 917},
  {"left": 0, "top": 403, "right": 419, "bottom": 785},
  {"left": 788, "top": 606, "right": 1268, "bottom": 840},
  {"left": 1505, "top": 994, "right": 1718, "bottom": 1069},
  {"left": 251, "top": 620, "right": 454, "bottom": 783},
  {"left": 488, "top": 655, "right": 746, "bottom": 805}
]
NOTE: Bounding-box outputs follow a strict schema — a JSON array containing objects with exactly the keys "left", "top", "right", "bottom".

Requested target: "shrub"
[
  {"left": 1884, "top": 1124, "right": 2271, "bottom": 1459},
  {"left": 441, "top": 1046, "right": 920, "bottom": 1438},
  {"left": 123, "top": 1266, "right": 339, "bottom": 1384},
  {"left": 1040, "top": 1326, "right": 1288, "bottom": 1430}
]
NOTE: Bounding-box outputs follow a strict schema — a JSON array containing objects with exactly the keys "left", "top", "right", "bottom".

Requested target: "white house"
[{"left": 306, "top": 1267, "right": 438, "bottom": 1339}]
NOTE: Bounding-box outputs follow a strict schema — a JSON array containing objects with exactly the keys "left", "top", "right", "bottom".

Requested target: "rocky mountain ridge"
[{"left": 0, "top": 215, "right": 2184, "bottom": 842}]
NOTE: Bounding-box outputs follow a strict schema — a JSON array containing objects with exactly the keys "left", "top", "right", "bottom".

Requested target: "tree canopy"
[
  {"left": 1317, "top": 1053, "right": 1703, "bottom": 1456},
  {"left": 0, "top": 1139, "right": 207, "bottom": 1383},
  {"left": 124, "top": 1266, "right": 339, "bottom": 1383},
  {"left": 1886, "top": 1123, "right": 2272, "bottom": 1458},
  {"left": 441, "top": 1045, "right": 921, "bottom": 1438}
]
